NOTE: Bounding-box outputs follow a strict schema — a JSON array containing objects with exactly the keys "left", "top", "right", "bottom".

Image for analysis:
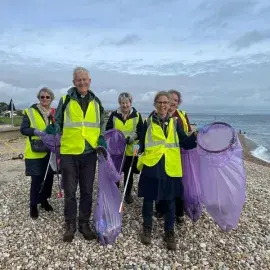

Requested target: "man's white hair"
[{"left": 73, "top": 66, "right": 90, "bottom": 79}]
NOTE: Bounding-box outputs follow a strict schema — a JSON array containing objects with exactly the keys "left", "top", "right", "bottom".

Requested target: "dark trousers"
[
  {"left": 155, "top": 198, "right": 184, "bottom": 217},
  {"left": 30, "top": 174, "right": 54, "bottom": 207},
  {"left": 122, "top": 156, "right": 136, "bottom": 196},
  {"left": 61, "top": 152, "right": 97, "bottom": 225},
  {"left": 143, "top": 199, "right": 175, "bottom": 231}
]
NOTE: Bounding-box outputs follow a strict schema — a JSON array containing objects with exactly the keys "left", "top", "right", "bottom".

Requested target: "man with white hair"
[{"left": 46, "top": 67, "right": 107, "bottom": 242}]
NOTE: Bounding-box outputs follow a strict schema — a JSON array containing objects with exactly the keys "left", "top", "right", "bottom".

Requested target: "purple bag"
[
  {"left": 181, "top": 148, "right": 203, "bottom": 222},
  {"left": 34, "top": 130, "right": 60, "bottom": 157},
  {"left": 104, "top": 129, "right": 126, "bottom": 172},
  {"left": 93, "top": 147, "right": 122, "bottom": 245},
  {"left": 197, "top": 122, "right": 246, "bottom": 231}
]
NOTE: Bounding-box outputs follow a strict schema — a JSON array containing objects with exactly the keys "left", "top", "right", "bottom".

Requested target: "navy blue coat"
[
  {"left": 138, "top": 113, "right": 197, "bottom": 201},
  {"left": 20, "top": 104, "right": 53, "bottom": 176}
]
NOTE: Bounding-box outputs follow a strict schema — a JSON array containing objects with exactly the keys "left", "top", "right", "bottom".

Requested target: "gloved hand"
[
  {"left": 45, "top": 124, "right": 58, "bottom": 135},
  {"left": 98, "top": 135, "right": 107, "bottom": 149},
  {"left": 126, "top": 136, "right": 134, "bottom": 145},
  {"left": 34, "top": 129, "right": 45, "bottom": 137}
]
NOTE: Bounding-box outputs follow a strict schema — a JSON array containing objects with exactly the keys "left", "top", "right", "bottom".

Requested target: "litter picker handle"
[{"left": 119, "top": 145, "right": 139, "bottom": 213}]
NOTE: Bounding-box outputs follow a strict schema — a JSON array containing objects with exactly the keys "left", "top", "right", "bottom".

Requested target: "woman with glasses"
[
  {"left": 155, "top": 89, "right": 193, "bottom": 223},
  {"left": 106, "top": 92, "right": 143, "bottom": 204},
  {"left": 137, "top": 91, "right": 197, "bottom": 250},
  {"left": 20, "top": 87, "right": 56, "bottom": 219}
]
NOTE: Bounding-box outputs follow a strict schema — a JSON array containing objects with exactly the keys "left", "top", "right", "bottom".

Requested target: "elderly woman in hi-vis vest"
[
  {"left": 20, "top": 87, "right": 56, "bottom": 219},
  {"left": 105, "top": 92, "right": 143, "bottom": 204},
  {"left": 136, "top": 91, "right": 197, "bottom": 251},
  {"left": 155, "top": 89, "right": 193, "bottom": 224}
]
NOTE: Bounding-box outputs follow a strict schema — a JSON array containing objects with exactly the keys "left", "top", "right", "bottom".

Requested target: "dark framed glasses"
[{"left": 40, "top": 96, "right": 51, "bottom": 99}]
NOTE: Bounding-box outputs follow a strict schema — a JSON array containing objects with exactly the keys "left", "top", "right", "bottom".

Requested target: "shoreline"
[{"left": 238, "top": 133, "right": 270, "bottom": 168}]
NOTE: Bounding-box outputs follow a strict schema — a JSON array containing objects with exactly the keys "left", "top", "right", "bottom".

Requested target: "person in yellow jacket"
[
  {"left": 20, "top": 87, "right": 56, "bottom": 219},
  {"left": 105, "top": 92, "right": 143, "bottom": 203},
  {"left": 45, "top": 67, "right": 107, "bottom": 243},
  {"left": 155, "top": 89, "right": 193, "bottom": 223},
  {"left": 137, "top": 91, "right": 197, "bottom": 250}
]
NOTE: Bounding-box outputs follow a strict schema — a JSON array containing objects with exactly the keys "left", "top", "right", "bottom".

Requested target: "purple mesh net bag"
[
  {"left": 34, "top": 130, "right": 60, "bottom": 157},
  {"left": 104, "top": 129, "right": 126, "bottom": 172},
  {"left": 93, "top": 147, "right": 122, "bottom": 245},
  {"left": 197, "top": 122, "right": 246, "bottom": 231},
  {"left": 181, "top": 148, "right": 203, "bottom": 222}
]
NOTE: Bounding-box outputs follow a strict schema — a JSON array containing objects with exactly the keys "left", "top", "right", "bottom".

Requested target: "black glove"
[{"left": 126, "top": 136, "right": 134, "bottom": 145}]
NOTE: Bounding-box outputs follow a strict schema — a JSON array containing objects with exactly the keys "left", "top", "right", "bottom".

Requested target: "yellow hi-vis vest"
[
  {"left": 113, "top": 112, "right": 139, "bottom": 156},
  {"left": 137, "top": 117, "right": 183, "bottom": 177},
  {"left": 177, "top": 110, "right": 188, "bottom": 134},
  {"left": 60, "top": 95, "right": 101, "bottom": 155},
  {"left": 24, "top": 108, "right": 48, "bottom": 159}
]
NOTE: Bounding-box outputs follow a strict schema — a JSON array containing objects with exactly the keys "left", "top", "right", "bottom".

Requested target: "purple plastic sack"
[
  {"left": 34, "top": 130, "right": 60, "bottom": 157},
  {"left": 197, "top": 122, "right": 246, "bottom": 231},
  {"left": 181, "top": 148, "right": 203, "bottom": 223},
  {"left": 104, "top": 129, "right": 126, "bottom": 172},
  {"left": 94, "top": 147, "right": 122, "bottom": 245}
]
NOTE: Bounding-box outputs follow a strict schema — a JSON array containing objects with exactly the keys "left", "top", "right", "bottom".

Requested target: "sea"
[{"left": 141, "top": 113, "right": 270, "bottom": 163}]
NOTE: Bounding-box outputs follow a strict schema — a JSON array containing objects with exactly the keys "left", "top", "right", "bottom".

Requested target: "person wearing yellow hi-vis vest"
[
  {"left": 155, "top": 89, "right": 193, "bottom": 224},
  {"left": 44, "top": 67, "right": 106, "bottom": 243},
  {"left": 105, "top": 92, "right": 143, "bottom": 204},
  {"left": 20, "top": 87, "right": 56, "bottom": 219},
  {"left": 137, "top": 91, "right": 197, "bottom": 251}
]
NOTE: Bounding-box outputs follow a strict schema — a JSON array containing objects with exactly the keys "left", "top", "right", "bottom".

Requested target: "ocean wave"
[{"left": 251, "top": 145, "right": 270, "bottom": 163}]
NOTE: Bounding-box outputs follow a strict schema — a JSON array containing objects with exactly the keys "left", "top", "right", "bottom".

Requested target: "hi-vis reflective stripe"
[
  {"left": 28, "top": 108, "right": 38, "bottom": 128},
  {"left": 64, "top": 100, "right": 100, "bottom": 128},
  {"left": 145, "top": 119, "right": 179, "bottom": 148},
  {"left": 113, "top": 116, "right": 137, "bottom": 136}
]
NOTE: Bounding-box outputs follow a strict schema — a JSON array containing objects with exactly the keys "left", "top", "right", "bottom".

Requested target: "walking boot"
[
  {"left": 41, "top": 200, "right": 53, "bottom": 211},
  {"left": 141, "top": 226, "right": 152, "bottom": 245},
  {"left": 63, "top": 223, "right": 76, "bottom": 243},
  {"left": 125, "top": 194, "right": 134, "bottom": 204},
  {"left": 79, "top": 223, "right": 95, "bottom": 241},
  {"left": 30, "top": 206, "right": 39, "bottom": 219},
  {"left": 164, "top": 230, "right": 176, "bottom": 251}
]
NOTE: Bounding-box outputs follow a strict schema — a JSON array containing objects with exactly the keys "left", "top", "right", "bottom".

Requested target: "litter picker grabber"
[
  {"left": 49, "top": 116, "right": 63, "bottom": 199},
  {"left": 119, "top": 145, "right": 139, "bottom": 213},
  {"left": 118, "top": 144, "right": 127, "bottom": 174}
]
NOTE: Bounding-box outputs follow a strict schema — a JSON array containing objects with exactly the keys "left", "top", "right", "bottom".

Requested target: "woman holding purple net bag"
[
  {"left": 105, "top": 92, "right": 143, "bottom": 204},
  {"left": 20, "top": 87, "right": 56, "bottom": 219},
  {"left": 137, "top": 91, "right": 197, "bottom": 251}
]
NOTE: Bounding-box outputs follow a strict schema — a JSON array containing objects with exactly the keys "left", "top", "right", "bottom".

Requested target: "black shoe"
[
  {"left": 154, "top": 212, "right": 164, "bottom": 219},
  {"left": 141, "top": 226, "right": 152, "bottom": 245},
  {"left": 41, "top": 200, "right": 53, "bottom": 211},
  {"left": 63, "top": 223, "right": 76, "bottom": 243},
  {"left": 79, "top": 223, "right": 95, "bottom": 241},
  {"left": 30, "top": 206, "right": 39, "bottom": 219},
  {"left": 176, "top": 216, "right": 184, "bottom": 224},
  {"left": 164, "top": 230, "right": 176, "bottom": 251},
  {"left": 125, "top": 194, "right": 134, "bottom": 204}
]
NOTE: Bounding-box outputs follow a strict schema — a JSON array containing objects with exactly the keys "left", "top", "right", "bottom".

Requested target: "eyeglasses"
[
  {"left": 156, "top": 101, "right": 169, "bottom": 105},
  {"left": 40, "top": 96, "right": 51, "bottom": 99}
]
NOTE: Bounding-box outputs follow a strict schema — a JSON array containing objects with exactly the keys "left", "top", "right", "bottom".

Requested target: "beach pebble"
[{"left": 0, "top": 151, "right": 270, "bottom": 269}]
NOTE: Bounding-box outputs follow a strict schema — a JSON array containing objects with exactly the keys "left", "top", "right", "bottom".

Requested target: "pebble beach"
[{"left": 0, "top": 135, "right": 269, "bottom": 270}]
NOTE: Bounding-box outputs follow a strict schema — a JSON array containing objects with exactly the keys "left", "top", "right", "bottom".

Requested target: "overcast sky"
[{"left": 0, "top": 0, "right": 270, "bottom": 113}]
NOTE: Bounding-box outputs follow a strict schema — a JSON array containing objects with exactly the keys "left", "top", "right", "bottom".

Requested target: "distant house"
[{"left": 0, "top": 110, "right": 17, "bottom": 117}]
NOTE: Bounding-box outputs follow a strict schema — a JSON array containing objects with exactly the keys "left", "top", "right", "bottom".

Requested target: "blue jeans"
[{"left": 142, "top": 198, "right": 175, "bottom": 231}]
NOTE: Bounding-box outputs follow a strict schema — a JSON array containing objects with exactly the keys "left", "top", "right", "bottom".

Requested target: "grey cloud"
[
  {"left": 196, "top": 0, "right": 256, "bottom": 29},
  {"left": 100, "top": 34, "right": 141, "bottom": 47},
  {"left": 1, "top": 51, "right": 270, "bottom": 113},
  {"left": 230, "top": 30, "right": 270, "bottom": 50}
]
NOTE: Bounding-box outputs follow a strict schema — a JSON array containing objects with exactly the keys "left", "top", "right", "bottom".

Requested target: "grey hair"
[
  {"left": 168, "top": 89, "right": 182, "bottom": 104},
  {"left": 37, "top": 87, "right": 55, "bottom": 101},
  {"left": 118, "top": 92, "right": 133, "bottom": 104},
  {"left": 153, "top": 91, "right": 170, "bottom": 104},
  {"left": 73, "top": 66, "right": 90, "bottom": 79}
]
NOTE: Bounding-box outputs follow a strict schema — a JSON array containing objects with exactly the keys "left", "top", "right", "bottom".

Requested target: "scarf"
[{"left": 37, "top": 103, "right": 52, "bottom": 125}]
